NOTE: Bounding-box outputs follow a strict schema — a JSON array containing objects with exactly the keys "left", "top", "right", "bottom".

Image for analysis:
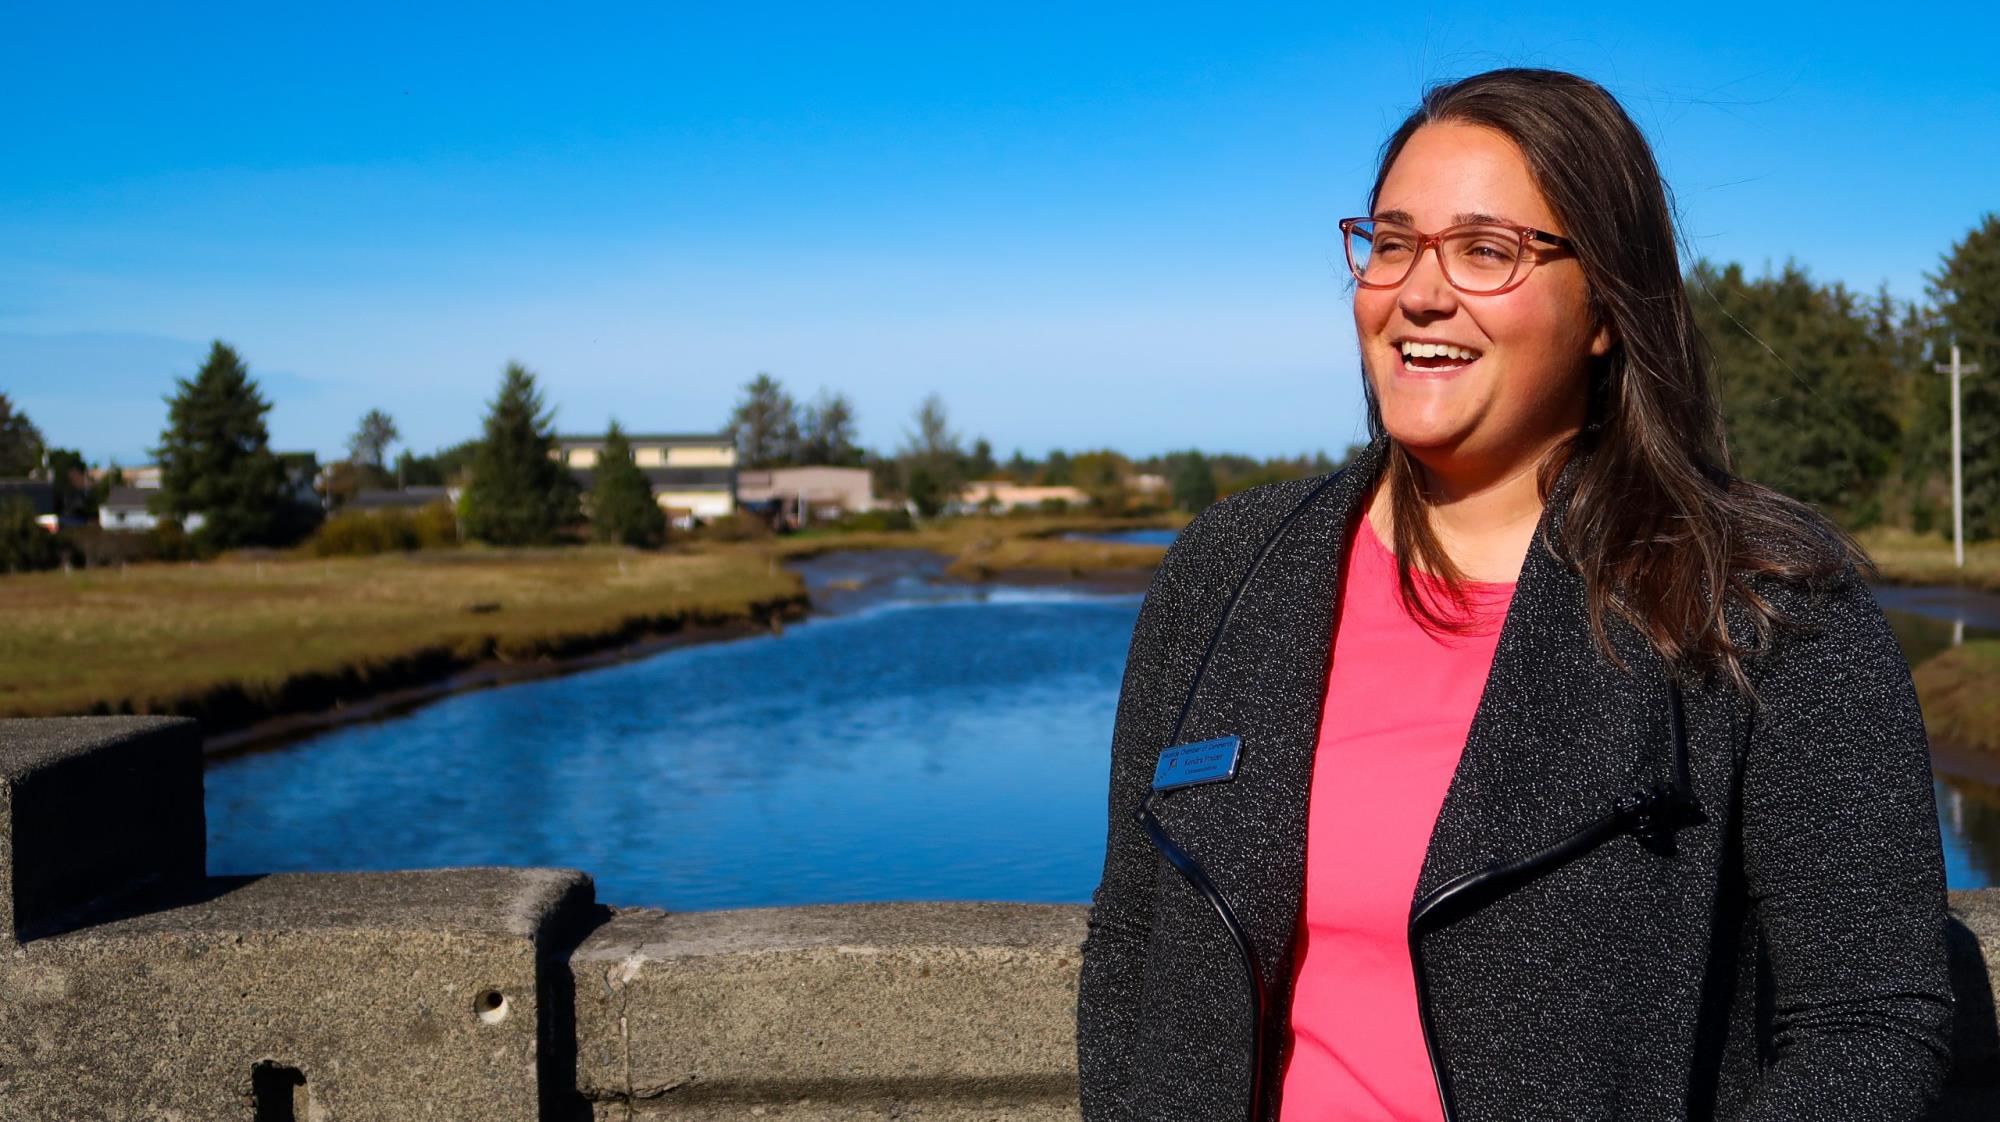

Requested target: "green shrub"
[
  {"left": 838, "top": 507, "right": 914, "bottom": 533},
  {"left": 312, "top": 504, "right": 459, "bottom": 556},
  {"left": 0, "top": 497, "right": 60, "bottom": 573},
  {"left": 694, "top": 512, "right": 774, "bottom": 542}
]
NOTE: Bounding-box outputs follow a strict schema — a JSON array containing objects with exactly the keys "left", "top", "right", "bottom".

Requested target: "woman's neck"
[{"left": 1365, "top": 440, "right": 1564, "bottom": 583}]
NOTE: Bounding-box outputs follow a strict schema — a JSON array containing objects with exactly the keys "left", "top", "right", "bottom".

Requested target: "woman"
[{"left": 1075, "top": 68, "right": 1954, "bottom": 1122}]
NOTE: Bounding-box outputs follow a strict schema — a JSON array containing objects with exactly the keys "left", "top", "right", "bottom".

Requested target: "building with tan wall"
[
  {"left": 737, "top": 466, "right": 877, "bottom": 527},
  {"left": 554, "top": 432, "right": 737, "bottom": 528},
  {"left": 952, "top": 480, "right": 1090, "bottom": 513}
]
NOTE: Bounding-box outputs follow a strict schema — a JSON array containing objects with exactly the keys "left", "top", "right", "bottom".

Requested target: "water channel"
[{"left": 206, "top": 537, "right": 2000, "bottom": 907}]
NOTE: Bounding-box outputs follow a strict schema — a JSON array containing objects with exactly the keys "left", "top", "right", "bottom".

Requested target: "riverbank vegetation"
[
  {"left": 0, "top": 546, "right": 804, "bottom": 731},
  {"left": 1916, "top": 642, "right": 2000, "bottom": 755}
]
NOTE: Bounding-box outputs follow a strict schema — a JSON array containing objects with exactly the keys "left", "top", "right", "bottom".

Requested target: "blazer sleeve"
[
  {"left": 1724, "top": 566, "right": 1956, "bottom": 1120},
  {"left": 1076, "top": 506, "right": 1216, "bottom": 1121}
]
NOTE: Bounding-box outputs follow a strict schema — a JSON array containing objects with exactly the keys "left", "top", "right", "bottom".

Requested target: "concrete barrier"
[{"left": 0, "top": 716, "right": 1994, "bottom": 1120}]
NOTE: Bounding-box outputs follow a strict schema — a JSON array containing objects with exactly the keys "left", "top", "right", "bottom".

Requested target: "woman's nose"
[{"left": 1396, "top": 246, "right": 1459, "bottom": 318}]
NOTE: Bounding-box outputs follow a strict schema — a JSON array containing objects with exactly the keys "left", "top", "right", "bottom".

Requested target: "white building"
[{"left": 554, "top": 433, "right": 737, "bottom": 528}]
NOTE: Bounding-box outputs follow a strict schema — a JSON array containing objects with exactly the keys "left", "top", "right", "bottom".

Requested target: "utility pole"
[{"left": 1936, "top": 341, "right": 1982, "bottom": 569}]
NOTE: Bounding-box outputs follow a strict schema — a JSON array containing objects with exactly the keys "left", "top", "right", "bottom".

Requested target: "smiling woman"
[{"left": 1076, "top": 68, "right": 1954, "bottom": 1122}]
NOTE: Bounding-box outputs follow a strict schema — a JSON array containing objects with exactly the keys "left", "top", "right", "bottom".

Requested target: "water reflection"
[
  {"left": 207, "top": 550, "right": 1144, "bottom": 908},
  {"left": 202, "top": 556, "right": 2000, "bottom": 907},
  {"left": 1061, "top": 527, "right": 1181, "bottom": 547}
]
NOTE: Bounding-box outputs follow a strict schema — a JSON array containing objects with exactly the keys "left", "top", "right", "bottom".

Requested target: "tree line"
[{"left": 3, "top": 210, "right": 1996, "bottom": 572}]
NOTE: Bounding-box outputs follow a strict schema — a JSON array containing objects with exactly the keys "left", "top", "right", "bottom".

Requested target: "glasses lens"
[
  {"left": 1439, "top": 226, "right": 1523, "bottom": 294},
  {"left": 1347, "top": 220, "right": 1416, "bottom": 286}
]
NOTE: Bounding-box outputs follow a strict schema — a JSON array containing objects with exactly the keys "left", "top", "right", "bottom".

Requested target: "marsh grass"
[
  {"left": 1855, "top": 527, "right": 2000, "bottom": 591},
  {"left": 0, "top": 545, "right": 802, "bottom": 724}
]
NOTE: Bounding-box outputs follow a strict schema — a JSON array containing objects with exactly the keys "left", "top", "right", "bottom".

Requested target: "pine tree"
[
  {"left": 0, "top": 392, "right": 45, "bottom": 477},
  {"left": 1928, "top": 213, "right": 2000, "bottom": 540},
  {"left": 1170, "top": 450, "right": 1217, "bottom": 513},
  {"left": 348, "top": 409, "right": 401, "bottom": 472},
  {"left": 727, "top": 373, "right": 799, "bottom": 468},
  {"left": 153, "top": 341, "right": 292, "bottom": 549},
  {"left": 797, "top": 389, "right": 861, "bottom": 466},
  {"left": 459, "top": 362, "right": 579, "bottom": 545},
  {"left": 897, "top": 393, "right": 964, "bottom": 517},
  {"left": 589, "top": 421, "right": 667, "bottom": 547},
  {"left": 1689, "top": 260, "right": 1900, "bottom": 523}
]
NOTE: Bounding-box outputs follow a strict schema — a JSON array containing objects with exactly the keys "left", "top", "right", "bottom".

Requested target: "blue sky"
[{"left": 4, "top": 2, "right": 1996, "bottom": 467}]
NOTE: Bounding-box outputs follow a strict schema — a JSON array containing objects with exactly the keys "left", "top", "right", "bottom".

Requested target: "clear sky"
[{"left": 4, "top": 1, "right": 1996, "bottom": 467}]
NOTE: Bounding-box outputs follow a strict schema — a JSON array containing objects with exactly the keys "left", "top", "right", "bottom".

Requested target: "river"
[{"left": 205, "top": 542, "right": 2000, "bottom": 907}]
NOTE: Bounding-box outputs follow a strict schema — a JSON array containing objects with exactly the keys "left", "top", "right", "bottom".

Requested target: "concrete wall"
[{"left": 1, "top": 717, "right": 1995, "bottom": 1120}]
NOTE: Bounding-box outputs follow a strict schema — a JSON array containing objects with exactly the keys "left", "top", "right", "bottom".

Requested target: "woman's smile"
[{"left": 1392, "top": 336, "right": 1484, "bottom": 380}]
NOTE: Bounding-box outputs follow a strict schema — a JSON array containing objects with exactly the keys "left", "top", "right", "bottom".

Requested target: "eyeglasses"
[{"left": 1338, "top": 216, "right": 1575, "bottom": 296}]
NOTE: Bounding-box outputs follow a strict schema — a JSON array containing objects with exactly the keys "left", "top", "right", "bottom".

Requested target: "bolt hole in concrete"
[
  {"left": 251, "top": 1061, "right": 306, "bottom": 1122},
  {"left": 476, "top": 987, "right": 510, "bottom": 1024}
]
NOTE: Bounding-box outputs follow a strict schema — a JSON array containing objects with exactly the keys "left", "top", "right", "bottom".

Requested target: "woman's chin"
[{"left": 1379, "top": 417, "right": 1472, "bottom": 453}]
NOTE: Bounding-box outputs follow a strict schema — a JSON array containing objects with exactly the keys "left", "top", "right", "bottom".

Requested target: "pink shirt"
[{"left": 1277, "top": 512, "right": 1515, "bottom": 1121}]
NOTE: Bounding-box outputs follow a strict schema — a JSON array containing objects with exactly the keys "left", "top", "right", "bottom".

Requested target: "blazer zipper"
[{"left": 1405, "top": 682, "right": 1695, "bottom": 1122}]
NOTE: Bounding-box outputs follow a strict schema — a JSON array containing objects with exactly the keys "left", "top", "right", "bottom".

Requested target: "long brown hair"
[{"left": 1360, "top": 68, "right": 1862, "bottom": 696}]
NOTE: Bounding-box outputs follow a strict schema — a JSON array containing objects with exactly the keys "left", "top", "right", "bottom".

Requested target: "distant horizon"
[{"left": 6, "top": 2, "right": 1996, "bottom": 467}]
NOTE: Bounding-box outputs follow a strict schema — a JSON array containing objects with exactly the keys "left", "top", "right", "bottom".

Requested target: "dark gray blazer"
[{"left": 1077, "top": 436, "right": 1954, "bottom": 1121}]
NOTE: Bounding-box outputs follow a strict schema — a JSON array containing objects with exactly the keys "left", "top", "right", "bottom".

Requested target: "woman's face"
[{"left": 1354, "top": 120, "right": 1610, "bottom": 475}]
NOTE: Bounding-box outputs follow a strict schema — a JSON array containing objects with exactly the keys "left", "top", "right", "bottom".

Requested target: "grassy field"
[
  {"left": 1854, "top": 526, "right": 2000, "bottom": 590},
  {"left": 0, "top": 546, "right": 804, "bottom": 727},
  {"left": 0, "top": 514, "right": 1180, "bottom": 730},
  {"left": 772, "top": 512, "right": 1181, "bottom": 579}
]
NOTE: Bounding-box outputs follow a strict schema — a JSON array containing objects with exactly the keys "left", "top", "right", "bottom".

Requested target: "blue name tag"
[{"left": 1152, "top": 735, "right": 1242, "bottom": 791}]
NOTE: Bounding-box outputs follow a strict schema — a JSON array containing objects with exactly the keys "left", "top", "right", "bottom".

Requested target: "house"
[
  {"left": 951, "top": 481, "right": 1091, "bottom": 514},
  {"left": 98, "top": 487, "right": 207, "bottom": 533},
  {"left": 91, "top": 455, "right": 315, "bottom": 531},
  {"left": 554, "top": 433, "right": 736, "bottom": 529},
  {"left": 736, "top": 466, "right": 877, "bottom": 528},
  {"left": 89, "top": 464, "right": 163, "bottom": 490}
]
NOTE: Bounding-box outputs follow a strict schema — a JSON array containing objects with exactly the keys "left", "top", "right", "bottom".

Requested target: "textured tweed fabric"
[{"left": 1076, "top": 436, "right": 1954, "bottom": 1121}]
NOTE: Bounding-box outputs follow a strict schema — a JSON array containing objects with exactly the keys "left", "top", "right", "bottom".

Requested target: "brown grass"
[
  {"left": 0, "top": 546, "right": 802, "bottom": 726},
  {"left": 768, "top": 513, "right": 1182, "bottom": 579},
  {"left": 1854, "top": 527, "right": 2000, "bottom": 591}
]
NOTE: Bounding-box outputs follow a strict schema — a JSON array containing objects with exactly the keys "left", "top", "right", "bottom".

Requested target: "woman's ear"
[{"left": 1589, "top": 320, "right": 1616, "bottom": 358}]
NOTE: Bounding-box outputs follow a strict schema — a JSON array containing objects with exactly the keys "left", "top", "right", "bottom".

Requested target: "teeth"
[{"left": 1399, "top": 341, "right": 1480, "bottom": 361}]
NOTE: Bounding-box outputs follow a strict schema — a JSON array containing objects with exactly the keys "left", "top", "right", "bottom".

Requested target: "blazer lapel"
[
  {"left": 1152, "top": 436, "right": 1384, "bottom": 984},
  {"left": 1411, "top": 450, "right": 1675, "bottom": 910},
  {"left": 1154, "top": 437, "right": 1679, "bottom": 981}
]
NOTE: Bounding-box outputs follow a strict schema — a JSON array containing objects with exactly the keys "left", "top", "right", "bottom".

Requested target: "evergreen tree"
[
  {"left": 348, "top": 409, "right": 401, "bottom": 472},
  {"left": 44, "top": 447, "right": 94, "bottom": 519},
  {"left": 727, "top": 372, "right": 799, "bottom": 468},
  {"left": 459, "top": 362, "right": 579, "bottom": 545},
  {"left": 0, "top": 392, "right": 44, "bottom": 477},
  {"left": 1004, "top": 447, "right": 1035, "bottom": 482},
  {"left": 897, "top": 393, "right": 964, "bottom": 517},
  {"left": 1170, "top": 449, "right": 1217, "bottom": 513},
  {"left": 966, "top": 437, "right": 997, "bottom": 480},
  {"left": 797, "top": 389, "right": 862, "bottom": 466},
  {"left": 153, "top": 341, "right": 292, "bottom": 548},
  {"left": 589, "top": 421, "right": 667, "bottom": 547},
  {"left": 1042, "top": 449, "right": 1072, "bottom": 486},
  {"left": 1689, "top": 261, "right": 1901, "bottom": 524},
  {"left": 0, "top": 497, "right": 59, "bottom": 572},
  {"left": 1928, "top": 213, "right": 2000, "bottom": 539}
]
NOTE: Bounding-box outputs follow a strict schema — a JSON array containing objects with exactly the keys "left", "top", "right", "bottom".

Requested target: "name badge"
[{"left": 1152, "top": 734, "right": 1242, "bottom": 792}]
